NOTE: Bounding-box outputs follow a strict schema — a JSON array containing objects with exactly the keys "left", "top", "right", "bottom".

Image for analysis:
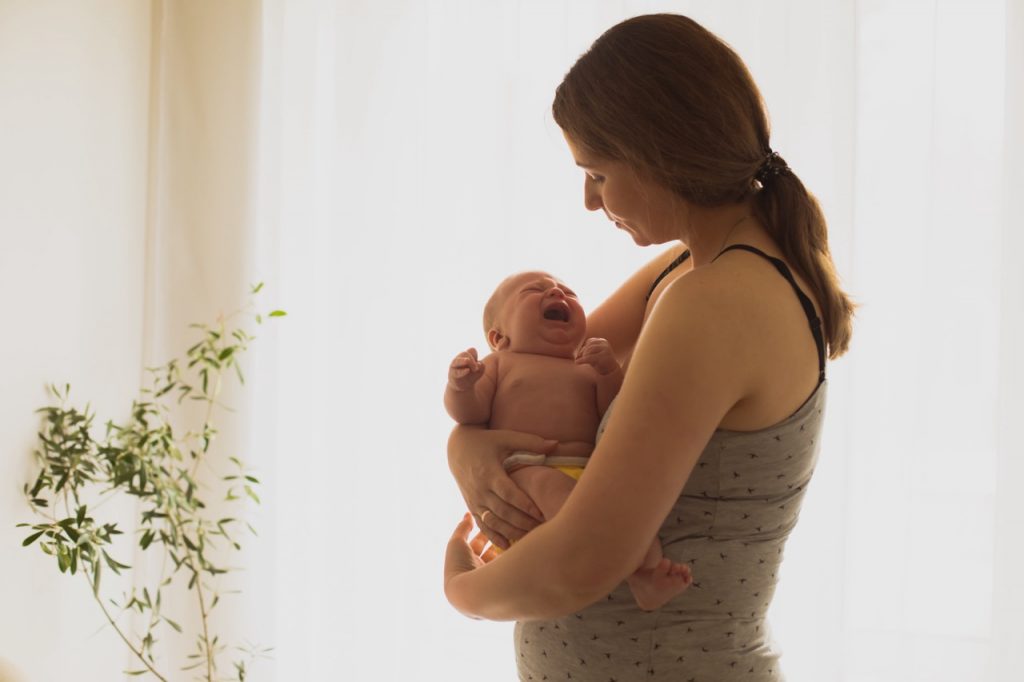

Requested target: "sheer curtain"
[{"left": 249, "top": 1, "right": 1022, "bottom": 680}]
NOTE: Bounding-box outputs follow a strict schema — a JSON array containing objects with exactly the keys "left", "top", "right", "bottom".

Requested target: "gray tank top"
[{"left": 514, "top": 245, "right": 827, "bottom": 681}]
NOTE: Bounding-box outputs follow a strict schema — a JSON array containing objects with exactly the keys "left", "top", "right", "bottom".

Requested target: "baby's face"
[{"left": 492, "top": 272, "right": 587, "bottom": 356}]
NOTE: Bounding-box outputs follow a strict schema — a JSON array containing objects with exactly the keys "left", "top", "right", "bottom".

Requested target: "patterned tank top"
[{"left": 514, "top": 245, "right": 827, "bottom": 681}]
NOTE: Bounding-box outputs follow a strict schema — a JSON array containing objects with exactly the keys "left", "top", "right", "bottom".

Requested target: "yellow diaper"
[{"left": 551, "top": 464, "right": 585, "bottom": 481}]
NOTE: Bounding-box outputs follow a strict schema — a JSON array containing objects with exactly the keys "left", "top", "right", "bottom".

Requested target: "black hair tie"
[{"left": 755, "top": 149, "right": 790, "bottom": 185}]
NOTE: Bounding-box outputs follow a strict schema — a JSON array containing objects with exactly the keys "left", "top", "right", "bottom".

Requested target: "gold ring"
[{"left": 479, "top": 509, "right": 491, "bottom": 524}]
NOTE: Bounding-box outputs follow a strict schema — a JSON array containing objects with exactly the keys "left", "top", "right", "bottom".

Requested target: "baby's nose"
[{"left": 546, "top": 287, "right": 566, "bottom": 299}]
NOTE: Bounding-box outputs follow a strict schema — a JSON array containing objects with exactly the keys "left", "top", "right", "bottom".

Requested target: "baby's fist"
[
  {"left": 448, "top": 348, "right": 484, "bottom": 391},
  {"left": 575, "top": 337, "right": 620, "bottom": 376}
]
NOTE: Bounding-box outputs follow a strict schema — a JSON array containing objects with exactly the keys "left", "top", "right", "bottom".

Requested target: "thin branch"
[{"left": 84, "top": 569, "right": 169, "bottom": 681}]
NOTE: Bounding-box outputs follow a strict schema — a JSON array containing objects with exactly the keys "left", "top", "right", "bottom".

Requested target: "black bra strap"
[
  {"left": 713, "top": 244, "right": 827, "bottom": 383},
  {"left": 645, "top": 249, "right": 691, "bottom": 302}
]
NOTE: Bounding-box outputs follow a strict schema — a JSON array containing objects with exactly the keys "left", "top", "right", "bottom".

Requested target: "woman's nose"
[{"left": 583, "top": 177, "right": 602, "bottom": 211}]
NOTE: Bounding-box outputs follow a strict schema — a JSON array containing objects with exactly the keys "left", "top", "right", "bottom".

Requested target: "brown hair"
[{"left": 552, "top": 14, "right": 854, "bottom": 358}]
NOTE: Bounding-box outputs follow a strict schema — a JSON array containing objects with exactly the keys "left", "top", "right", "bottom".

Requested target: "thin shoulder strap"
[
  {"left": 714, "top": 244, "right": 826, "bottom": 383},
  {"left": 645, "top": 249, "right": 691, "bottom": 302}
]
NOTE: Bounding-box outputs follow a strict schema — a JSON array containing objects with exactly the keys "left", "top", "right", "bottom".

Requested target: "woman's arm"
[
  {"left": 585, "top": 243, "right": 689, "bottom": 366},
  {"left": 445, "top": 267, "right": 753, "bottom": 620}
]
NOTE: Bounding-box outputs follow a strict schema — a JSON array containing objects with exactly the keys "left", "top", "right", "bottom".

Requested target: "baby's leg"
[
  {"left": 508, "top": 465, "right": 578, "bottom": 522},
  {"left": 626, "top": 535, "right": 693, "bottom": 611}
]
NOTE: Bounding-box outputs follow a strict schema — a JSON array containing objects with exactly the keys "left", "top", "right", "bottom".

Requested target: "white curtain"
[{"left": 157, "top": 0, "right": 1024, "bottom": 680}]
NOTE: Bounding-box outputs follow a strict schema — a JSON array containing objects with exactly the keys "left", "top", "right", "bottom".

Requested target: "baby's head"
[{"left": 483, "top": 271, "right": 587, "bottom": 358}]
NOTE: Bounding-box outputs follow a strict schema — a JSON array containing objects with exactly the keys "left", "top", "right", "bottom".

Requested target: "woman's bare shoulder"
[
  {"left": 586, "top": 244, "right": 690, "bottom": 363},
  {"left": 653, "top": 247, "right": 824, "bottom": 429}
]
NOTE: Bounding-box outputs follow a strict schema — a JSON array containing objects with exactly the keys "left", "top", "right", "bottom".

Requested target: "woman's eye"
[{"left": 588, "top": 173, "right": 605, "bottom": 183}]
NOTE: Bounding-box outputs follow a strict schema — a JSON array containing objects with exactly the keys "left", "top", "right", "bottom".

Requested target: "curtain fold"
[
  {"left": 990, "top": 1, "right": 1024, "bottom": 678},
  {"left": 139, "top": 0, "right": 267, "bottom": 669}
]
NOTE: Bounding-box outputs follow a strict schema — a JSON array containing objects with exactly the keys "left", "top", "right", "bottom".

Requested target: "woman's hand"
[
  {"left": 447, "top": 425, "right": 554, "bottom": 549},
  {"left": 443, "top": 513, "right": 500, "bottom": 619},
  {"left": 445, "top": 514, "right": 497, "bottom": 582}
]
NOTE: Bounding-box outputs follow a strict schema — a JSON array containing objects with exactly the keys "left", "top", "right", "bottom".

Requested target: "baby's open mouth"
[{"left": 542, "top": 301, "right": 570, "bottom": 322}]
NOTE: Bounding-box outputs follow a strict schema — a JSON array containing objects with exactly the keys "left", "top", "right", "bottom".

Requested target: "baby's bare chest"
[
  {"left": 496, "top": 354, "right": 593, "bottom": 397},
  {"left": 490, "top": 354, "right": 600, "bottom": 439}
]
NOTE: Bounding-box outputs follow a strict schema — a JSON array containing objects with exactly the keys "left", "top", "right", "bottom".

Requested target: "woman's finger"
[
  {"left": 480, "top": 543, "right": 501, "bottom": 563},
  {"left": 483, "top": 492, "right": 541, "bottom": 534},
  {"left": 478, "top": 498, "right": 539, "bottom": 546},
  {"left": 468, "top": 530, "right": 489, "bottom": 555},
  {"left": 492, "top": 478, "right": 544, "bottom": 524},
  {"left": 450, "top": 512, "right": 474, "bottom": 542},
  {"left": 476, "top": 520, "right": 511, "bottom": 551}
]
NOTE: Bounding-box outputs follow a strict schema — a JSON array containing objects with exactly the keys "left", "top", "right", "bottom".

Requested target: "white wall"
[{"left": 0, "top": 1, "right": 153, "bottom": 680}]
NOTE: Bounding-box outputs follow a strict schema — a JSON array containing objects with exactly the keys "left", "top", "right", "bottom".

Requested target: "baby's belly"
[
  {"left": 551, "top": 441, "right": 593, "bottom": 459},
  {"left": 490, "top": 402, "right": 601, "bottom": 444}
]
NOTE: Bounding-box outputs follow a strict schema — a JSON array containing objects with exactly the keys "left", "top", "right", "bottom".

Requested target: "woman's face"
[{"left": 563, "top": 132, "right": 685, "bottom": 246}]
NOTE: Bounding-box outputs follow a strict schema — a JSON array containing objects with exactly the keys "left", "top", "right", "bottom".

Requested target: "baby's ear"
[{"left": 487, "top": 327, "right": 509, "bottom": 351}]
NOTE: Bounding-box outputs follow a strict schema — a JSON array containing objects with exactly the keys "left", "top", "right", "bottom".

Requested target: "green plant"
[{"left": 18, "top": 284, "right": 283, "bottom": 681}]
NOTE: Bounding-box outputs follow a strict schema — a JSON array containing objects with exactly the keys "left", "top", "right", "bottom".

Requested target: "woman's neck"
[{"left": 680, "top": 201, "right": 761, "bottom": 267}]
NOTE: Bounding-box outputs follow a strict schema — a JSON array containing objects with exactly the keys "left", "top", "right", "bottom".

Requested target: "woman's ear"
[{"left": 487, "top": 327, "right": 509, "bottom": 351}]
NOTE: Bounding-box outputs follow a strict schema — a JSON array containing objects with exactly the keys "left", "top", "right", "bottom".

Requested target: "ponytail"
[{"left": 752, "top": 158, "right": 855, "bottom": 358}]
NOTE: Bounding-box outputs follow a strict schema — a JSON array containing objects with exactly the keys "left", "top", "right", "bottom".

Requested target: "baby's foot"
[{"left": 626, "top": 558, "right": 693, "bottom": 611}]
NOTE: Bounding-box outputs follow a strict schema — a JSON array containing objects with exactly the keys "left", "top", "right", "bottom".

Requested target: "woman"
[{"left": 444, "top": 13, "right": 854, "bottom": 681}]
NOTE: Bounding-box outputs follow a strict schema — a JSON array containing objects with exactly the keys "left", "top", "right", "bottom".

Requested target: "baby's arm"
[
  {"left": 575, "top": 337, "right": 624, "bottom": 417},
  {"left": 577, "top": 335, "right": 622, "bottom": 413},
  {"left": 444, "top": 348, "right": 498, "bottom": 425}
]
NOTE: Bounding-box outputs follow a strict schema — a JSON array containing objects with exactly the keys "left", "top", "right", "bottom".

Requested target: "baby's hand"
[
  {"left": 448, "top": 348, "right": 485, "bottom": 391},
  {"left": 575, "top": 337, "right": 620, "bottom": 376}
]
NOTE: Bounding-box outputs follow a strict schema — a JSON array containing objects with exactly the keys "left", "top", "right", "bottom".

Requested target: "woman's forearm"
[{"left": 445, "top": 516, "right": 617, "bottom": 621}]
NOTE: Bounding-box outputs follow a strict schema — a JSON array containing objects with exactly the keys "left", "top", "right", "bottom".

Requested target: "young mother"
[{"left": 444, "top": 14, "right": 854, "bottom": 680}]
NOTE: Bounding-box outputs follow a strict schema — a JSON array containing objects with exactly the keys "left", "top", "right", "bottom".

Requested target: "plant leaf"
[
  {"left": 92, "top": 559, "right": 102, "bottom": 596},
  {"left": 22, "top": 530, "right": 46, "bottom": 546}
]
